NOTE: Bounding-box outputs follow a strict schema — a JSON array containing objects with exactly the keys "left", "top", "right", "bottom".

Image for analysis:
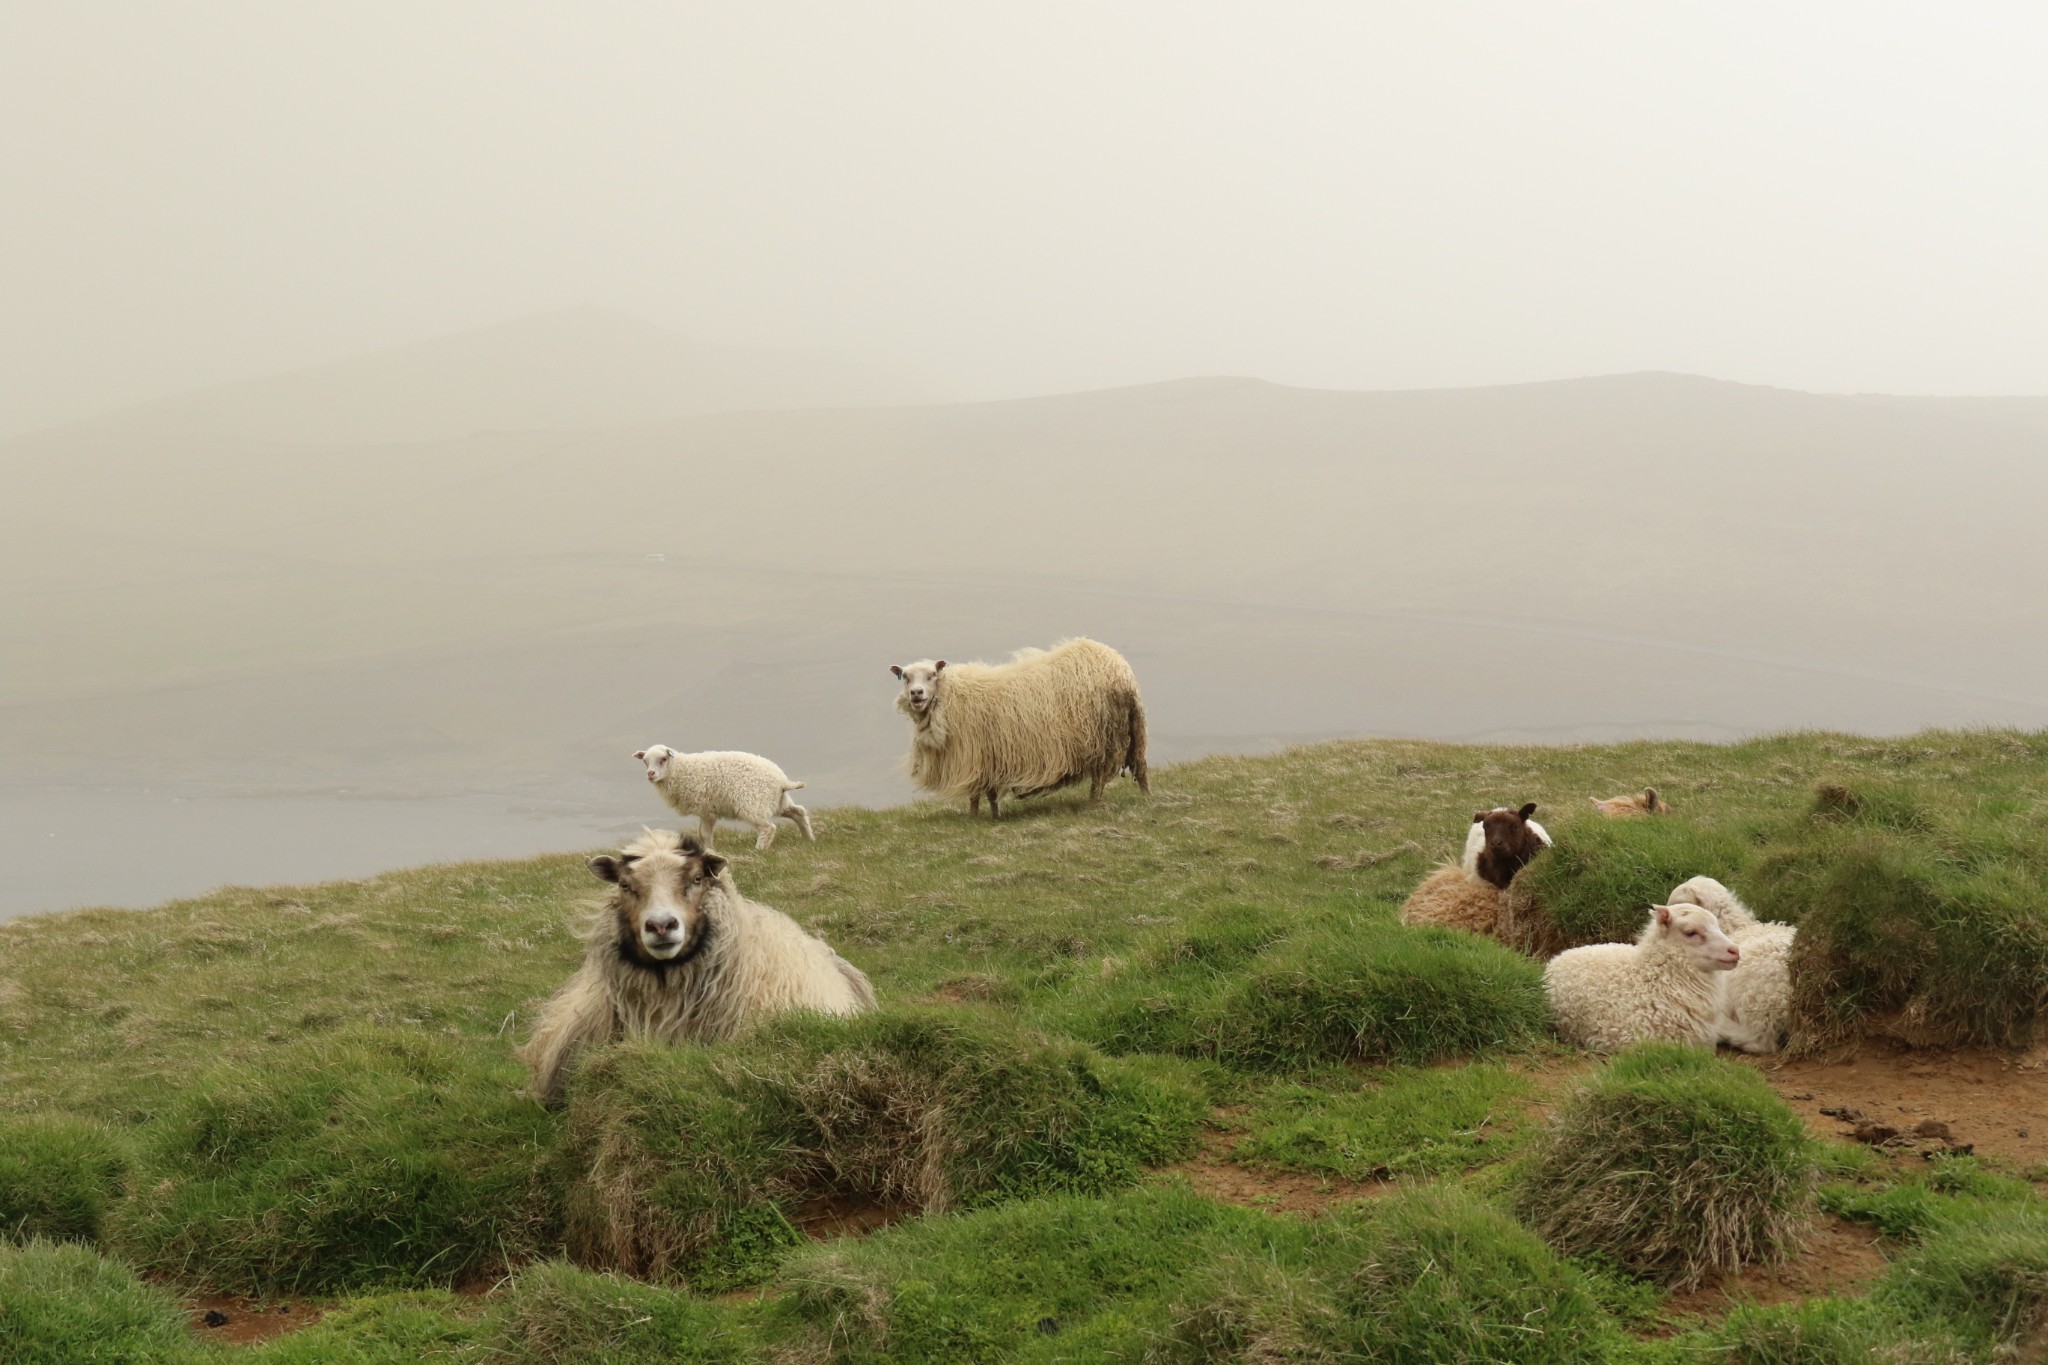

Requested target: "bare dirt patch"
[
  {"left": 793, "top": 1192, "right": 911, "bottom": 1240},
  {"left": 1659, "top": 1214, "right": 1890, "bottom": 1326},
  {"left": 1743, "top": 1043, "right": 2048, "bottom": 1172},
  {"left": 186, "top": 1295, "right": 324, "bottom": 1346}
]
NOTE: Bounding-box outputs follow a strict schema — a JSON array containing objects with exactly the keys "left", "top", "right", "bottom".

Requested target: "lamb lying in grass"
[
  {"left": 1544, "top": 904, "right": 1740, "bottom": 1052},
  {"left": 519, "top": 830, "right": 873, "bottom": 1106},
  {"left": 635, "top": 744, "right": 814, "bottom": 850},
  {"left": 1669, "top": 875, "right": 1796, "bottom": 1055}
]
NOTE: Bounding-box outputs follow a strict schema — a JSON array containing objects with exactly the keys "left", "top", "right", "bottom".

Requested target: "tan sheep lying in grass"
[
  {"left": 1669, "top": 875, "right": 1796, "bottom": 1055},
  {"left": 891, "top": 637, "right": 1149, "bottom": 818},
  {"left": 1544, "top": 904, "right": 1740, "bottom": 1053},
  {"left": 519, "top": 830, "right": 874, "bottom": 1105},
  {"left": 1590, "top": 787, "right": 1672, "bottom": 818}
]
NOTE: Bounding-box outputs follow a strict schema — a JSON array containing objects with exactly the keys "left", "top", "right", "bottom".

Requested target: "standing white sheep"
[
  {"left": 635, "top": 745, "right": 814, "bottom": 850},
  {"left": 1544, "top": 903, "right": 1741, "bottom": 1052},
  {"left": 1669, "top": 875, "right": 1797, "bottom": 1055}
]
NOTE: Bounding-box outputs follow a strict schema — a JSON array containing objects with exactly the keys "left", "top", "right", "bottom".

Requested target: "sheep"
[
  {"left": 1460, "top": 803, "right": 1552, "bottom": 889},
  {"left": 890, "top": 637, "right": 1148, "bottom": 819},
  {"left": 635, "top": 744, "right": 814, "bottom": 850},
  {"left": 1669, "top": 875, "right": 1795, "bottom": 1055},
  {"left": 1591, "top": 787, "right": 1672, "bottom": 818},
  {"left": 1400, "top": 864, "right": 1505, "bottom": 935},
  {"left": 1543, "top": 903, "right": 1741, "bottom": 1053},
  {"left": 518, "top": 829, "right": 874, "bottom": 1106}
]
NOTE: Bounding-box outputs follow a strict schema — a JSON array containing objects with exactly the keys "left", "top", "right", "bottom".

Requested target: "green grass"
[
  {"left": 557, "top": 1009, "right": 1202, "bottom": 1287},
  {"left": 1514, "top": 1044, "right": 1817, "bottom": 1289},
  {"left": 0, "top": 1114, "right": 129, "bottom": 1245},
  {"left": 1, "top": 729, "right": 2046, "bottom": 1356},
  {"left": 1234, "top": 1064, "right": 1533, "bottom": 1180}
]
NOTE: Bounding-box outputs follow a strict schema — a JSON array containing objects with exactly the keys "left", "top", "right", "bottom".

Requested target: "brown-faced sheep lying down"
[
  {"left": 1591, "top": 787, "right": 1672, "bottom": 818},
  {"left": 1400, "top": 803, "right": 1552, "bottom": 936},
  {"left": 891, "top": 637, "right": 1149, "bottom": 819},
  {"left": 518, "top": 829, "right": 875, "bottom": 1106}
]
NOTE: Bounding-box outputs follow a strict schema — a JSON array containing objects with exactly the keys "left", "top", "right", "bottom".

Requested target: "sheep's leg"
[
  {"left": 781, "top": 799, "right": 815, "bottom": 842},
  {"left": 1089, "top": 773, "right": 1106, "bottom": 802},
  {"left": 969, "top": 794, "right": 981, "bottom": 816},
  {"left": 986, "top": 788, "right": 1002, "bottom": 820},
  {"left": 698, "top": 814, "right": 719, "bottom": 849},
  {"left": 754, "top": 820, "right": 777, "bottom": 850}
]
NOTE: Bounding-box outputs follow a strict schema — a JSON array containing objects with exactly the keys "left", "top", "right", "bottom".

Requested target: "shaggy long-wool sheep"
[
  {"left": 635, "top": 745, "right": 814, "bottom": 850},
  {"left": 1544, "top": 904, "right": 1741, "bottom": 1053},
  {"left": 1591, "top": 787, "right": 1672, "bottom": 818},
  {"left": 891, "top": 637, "right": 1148, "bottom": 818},
  {"left": 1460, "top": 803, "right": 1552, "bottom": 889},
  {"left": 1400, "top": 864, "right": 1505, "bottom": 935},
  {"left": 518, "top": 830, "right": 874, "bottom": 1106},
  {"left": 1669, "top": 875, "right": 1795, "bottom": 1055}
]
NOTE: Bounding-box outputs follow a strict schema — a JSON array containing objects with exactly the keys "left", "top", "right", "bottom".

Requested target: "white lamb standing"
[
  {"left": 1669, "top": 875, "right": 1797, "bottom": 1055},
  {"left": 1544, "top": 903, "right": 1741, "bottom": 1053},
  {"left": 634, "top": 745, "right": 815, "bottom": 851}
]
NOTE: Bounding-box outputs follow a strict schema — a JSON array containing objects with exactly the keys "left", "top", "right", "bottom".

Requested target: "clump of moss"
[
  {"left": 1514, "top": 1044, "right": 1815, "bottom": 1289},
  {"left": 1500, "top": 815, "right": 1756, "bottom": 955},
  {"left": 557, "top": 1008, "right": 1202, "bottom": 1287},
  {"left": 109, "top": 1027, "right": 560, "bottom": 1295},
  {"left": 0, "top": 1114, "right": 129, "bottom": 1245}
]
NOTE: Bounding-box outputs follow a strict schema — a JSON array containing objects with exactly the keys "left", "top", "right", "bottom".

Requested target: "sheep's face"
[
  {"left": 1472, "top": 802, "right": 1549, "bottom": 890},
  {"left": 590, "top": 836, "right": 726, "bottom": 967},
  {"left": 634, "top": 745, "right": 677, "bottom": 784},
  {"left": 1651, "top": 904, "right": 1740, "bottom": 971},
  {"left": 890, "top": 659, "right": 946, "bottom": 715}
]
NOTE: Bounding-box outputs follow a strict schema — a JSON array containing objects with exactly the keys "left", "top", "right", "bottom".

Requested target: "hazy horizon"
[{"left": 8, "top": 3, "right": 2048, "bottom": 437}]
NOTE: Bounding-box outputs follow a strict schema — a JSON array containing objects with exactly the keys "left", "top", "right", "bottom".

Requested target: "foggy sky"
[{"left": 5, "top": 2, "right": 2048, "bottom": 436}]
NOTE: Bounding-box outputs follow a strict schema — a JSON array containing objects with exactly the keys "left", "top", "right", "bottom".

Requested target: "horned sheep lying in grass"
[
  {"left": 635, "top": 744, "right": 814, "bottom": 850},
  {"left": 518, "top": 830, "right": 874, "bottom": 1106},
  {"left": 1401, "top": 802, "right": 1552, "bottom": 935},
  {"left": 1669, "top": 875, "right": 1796, "bottom": 1055},
  {"left": 1591, "top": 786, "right": 1672, "bottom": 818},
  {"left": 891, "top": 637, "right": 1149, "bottom": 819},
  {"left": 1544, "top": 903, "right": 1741, "bottom": 1053}
]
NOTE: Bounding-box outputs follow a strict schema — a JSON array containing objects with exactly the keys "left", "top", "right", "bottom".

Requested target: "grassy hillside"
[{"left": 4, "top": 729, "right": 2048, "bottom": 1361}]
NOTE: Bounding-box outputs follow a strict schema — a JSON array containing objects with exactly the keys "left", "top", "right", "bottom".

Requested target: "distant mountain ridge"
[{"left": 10, "top": 307, "right": 941, "bottom": 447}]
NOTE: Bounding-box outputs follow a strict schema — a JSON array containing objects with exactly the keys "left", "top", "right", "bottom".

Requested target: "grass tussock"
[
  {"left": 1749, "top": 781, "right": 2048, "bottom": 1053},
  {"left": 489, "top": 1260, "right": 756, "bottom": 1364},
  {"left": 1876, "top": 1204, "right": 2048, "bottom": 1350},
  {"left": 0, "top": 1238, "right": 199, "bottom": 1365},
  {"left": 108, "top": 1027, "right": 560, "bottom": 1295},
  {"left": 1071, "top": 912, "right": 1547, "bottom": 1072},
  {"left": 558, "top": 1009, "right": 1203, "bottom": 1287},
  {"left": 1502, "top": 814, "right": 1757, "bottom": 955},
  {"left": 1514, "top": 1043, "right": 1816, "bottom": 1290},
  {"left": 1333, "top": 1184, "right": 1627, "bottom": 1364},
  {"left": 0, "top": 1114, "right": 129, "bottom": 1245}
]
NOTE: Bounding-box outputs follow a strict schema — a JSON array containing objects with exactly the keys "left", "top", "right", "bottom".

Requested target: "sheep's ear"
[
  {"left": 1472, "top": 812, "right": 1485, "bottom": 824},
  {"left": 590, "top": 855, "right": 624, "bottom": 884},
  {"left": 890, "top": 665, "right": 904, "bottom": 679},
  {"left": 1643, "top": 787, "right": 1658, "bottom": 803},
  {"left": 633, "top": 750, "right": 646, "bottom": 761},
  {"left": 1654, "top": 904, "right": 1673, "bottom": 926},
  {"left": 1518, "top": 802, "right": 1538, "bottom": 820},
  {"left": 934, "top": 660, "right": 947, "bottom": 672},
  {"left": 700, "top": 851, "right": 728, "bottom": 881}
]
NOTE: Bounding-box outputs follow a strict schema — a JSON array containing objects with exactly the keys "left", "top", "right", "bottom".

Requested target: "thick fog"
[
  {"left": 7, "top": 3, "right": 2048, "bottom": 435},
  {"left": 4, "top": 6, "right": 2048, "bottom": 918}
]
